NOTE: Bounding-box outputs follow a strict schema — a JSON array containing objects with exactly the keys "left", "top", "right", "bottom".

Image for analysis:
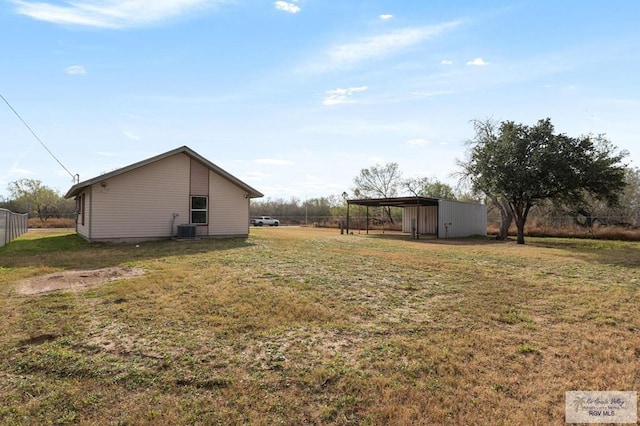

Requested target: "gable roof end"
[{"left": 64, "top": 146, "right": 264, "bottom": 199}]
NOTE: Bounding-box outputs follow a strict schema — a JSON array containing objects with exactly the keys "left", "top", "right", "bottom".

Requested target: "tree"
[
  {"left": 565, "top": 166, "right": 640, "bottom": 227},
  {"left": 456, "top": 120, "right": 513, "bottom": 240},
  {"left": 620, "top": 167, "right": 640, "bottom": 225},
  {"left": 7, "top": 179, "right": 61, "bottom": 222},
  {"left": 403, "top": 177, "right": 457, "bottom": 199},
  {"left": 458, "top": 118, "right": 628, "bottom": 244},
  {"left": 353, "top": 162, "right": 402, "bottom": 223},
  {"left": 302, "top": 196, "right": 335, "bottom": 224}
]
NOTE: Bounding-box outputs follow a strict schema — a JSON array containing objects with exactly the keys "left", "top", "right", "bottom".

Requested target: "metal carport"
[
  {"left": 346, "top": 196, "right": 439, "bottom": 239},
  {"left": 346, "top": 197, "right": 487, "bottom": 239}
]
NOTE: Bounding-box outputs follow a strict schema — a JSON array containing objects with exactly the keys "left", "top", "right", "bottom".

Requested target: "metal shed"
[{"left": 346, "top": 197, "right": 486, "bottom": 239}]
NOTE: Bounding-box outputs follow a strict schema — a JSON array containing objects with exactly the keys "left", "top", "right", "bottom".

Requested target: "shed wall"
[
  {"left": 402, "top": 206, "right": 438, "bottom": 235},
  {"left": 437, "top": 200, "right": 487, "bottom": 238}
]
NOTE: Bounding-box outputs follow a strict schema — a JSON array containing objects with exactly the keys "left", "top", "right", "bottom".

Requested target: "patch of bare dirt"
[{"left": 15, "top": 267, "right": 146, "bottom": 296}]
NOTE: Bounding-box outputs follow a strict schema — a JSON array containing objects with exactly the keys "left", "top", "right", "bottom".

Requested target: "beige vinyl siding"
[
  {"left": 90, "top": 153, "right": 191, "bottom": 241},
  {"left": 76, "top": 189, "right": 91, "bottom": 240},
  {"left": 190, "top": 158, "right": 209, "bottom": 195},
  {"left": 208, "top": 170, "right": 250, "bottom": 236},
  {"left": 402, "top": 206, "right": 438, "bottom": 235}
]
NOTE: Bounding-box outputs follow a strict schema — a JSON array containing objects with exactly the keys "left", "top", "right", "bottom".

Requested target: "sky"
[{"left": 1, "top": 0, "right": 639, "bottom": 202}]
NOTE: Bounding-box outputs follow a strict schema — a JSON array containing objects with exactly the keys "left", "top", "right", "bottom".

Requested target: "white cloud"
[
  {"left": 466, "top": 57, "right": 489, "bottom": 66},
  {"left": 274, "top": 1, "right": 300, "bottom": 14},
  {"left": 10, "top": 167, "right": 35, "bottom": 175},
  {"left": 244, "top": 171, "right": 271, "bottom": 181},
  {"left": 254, "top": 158, "right": 294, "bottom": 166},
  {"left": 440, "top": 59, "right": 453, "bottom": 65},
  {"left": 313, "top": 20, "right": 461, "bottom": 72},
  {"left": 379, "top": 14, "right": 393, "bottom": 20},
  {"left": 369, "top": 156, "right": 385, "bottom": 164},
  {"left": 96, "top": 152, "right": 117, "bottom": 157},
  {"left": 11, "top": 0, "right": 217, "bottom": 29},
  {"left": 323, "top": 86, "right": 368, "bottom": 105},
  {"left": 66, "top": 65, "right": 86, "bottom": 75},
  {"left": 406, "top": 138, "right": 430, "bottom": 147},
  {"left": 123, "top": 131, "right": 140, "bottom": 141}
]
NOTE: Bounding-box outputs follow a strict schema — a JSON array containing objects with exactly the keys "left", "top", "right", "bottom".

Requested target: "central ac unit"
[{"left": 177, "top": 224, "right": 196, "bottom": 238}]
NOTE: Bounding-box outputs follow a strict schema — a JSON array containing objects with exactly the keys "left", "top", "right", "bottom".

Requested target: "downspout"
[{"left": 171, "top": 213, "right": 179, "bottom": 238}]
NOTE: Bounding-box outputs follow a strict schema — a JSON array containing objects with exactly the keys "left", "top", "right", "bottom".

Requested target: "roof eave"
[{"left": 347, "top": 196, "right": 440, "bottom": 207}]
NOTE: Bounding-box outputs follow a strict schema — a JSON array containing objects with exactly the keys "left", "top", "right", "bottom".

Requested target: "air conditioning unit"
[{"left": 177, "top": 224, "right": 196, "bottom": 239}]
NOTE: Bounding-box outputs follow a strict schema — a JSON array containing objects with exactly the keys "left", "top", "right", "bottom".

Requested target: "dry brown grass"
[
  {"left": 488, "top": 220, "right": 640, "bottom": 241},
  {"left": 0, "top": 227, "right": 638, "bottom": 425}
]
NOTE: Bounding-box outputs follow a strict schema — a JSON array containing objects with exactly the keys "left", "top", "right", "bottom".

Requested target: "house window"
[{"left": 191, "top": 196, "right": 208, "bottom": 224}]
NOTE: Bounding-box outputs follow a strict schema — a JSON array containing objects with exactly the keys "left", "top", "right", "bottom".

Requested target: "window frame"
[{"left": 190, "top": 196, "right": 208, "bottom": 225}]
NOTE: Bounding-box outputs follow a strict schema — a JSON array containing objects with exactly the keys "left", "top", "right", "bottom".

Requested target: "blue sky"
[{"left": 2, "top": 0, "right": 639, "bottom": 201}]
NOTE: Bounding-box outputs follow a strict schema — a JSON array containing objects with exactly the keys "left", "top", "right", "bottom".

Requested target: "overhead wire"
[{"left": 1, "top": 92, "right": 76, "bottom": 181}]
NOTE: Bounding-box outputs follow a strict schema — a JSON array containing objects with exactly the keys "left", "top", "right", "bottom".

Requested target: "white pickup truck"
[{"left": 251, "top": 216, "right": 280, "bottom": 226}]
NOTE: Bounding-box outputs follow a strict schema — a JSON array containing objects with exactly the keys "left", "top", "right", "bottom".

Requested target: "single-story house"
[
  {"left": 64, "top": 146, "right": 263, "bottom": 242},
  {"left": 346, "top": 197, "right": 487, "bottom": 239}
]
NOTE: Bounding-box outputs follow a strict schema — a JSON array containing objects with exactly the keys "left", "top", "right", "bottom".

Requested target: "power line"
[{"left": 1, "top": 93, "right": 76, "bottom": 181}]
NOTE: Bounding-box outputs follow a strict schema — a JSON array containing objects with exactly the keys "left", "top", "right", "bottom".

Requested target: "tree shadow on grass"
[
  {"left": 0, "top": 232, "right": 255, "bottom": 270},
  {"left": 359, "top": 232, "right": 640, "bottom": 269},
  {"left": 363, "top": 232, "right": 502, "bottom": 246},
  {"left": 526, "top": 238, "right": 640, "bottom": 269}
]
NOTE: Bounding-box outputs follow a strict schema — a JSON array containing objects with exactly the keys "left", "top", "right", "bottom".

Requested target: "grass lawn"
[{"left": 0, "top": 227, "right": 638, "bottom": 425}]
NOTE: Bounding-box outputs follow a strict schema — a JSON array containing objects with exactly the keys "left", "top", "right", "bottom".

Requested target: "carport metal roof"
[{"left": 346, "top": 196, "right": 439, "bottom": 207}]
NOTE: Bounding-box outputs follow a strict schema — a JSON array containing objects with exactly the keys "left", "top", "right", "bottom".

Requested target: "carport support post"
[
  {"left": 346, "top": 203, "right": 350, "bottom": 235},
  {"left": 416, "top": 197, "right": 420, "bottom": 239},
  {"left": 366, "top": 207, "right": 369, "bottom": 234}
]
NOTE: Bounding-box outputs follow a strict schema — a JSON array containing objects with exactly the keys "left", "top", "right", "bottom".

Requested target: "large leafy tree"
[
  {"left": 459, "top": 118, "right": 627, "bottom": 244},
  {"left": 456, "top": 120, "right": 514, "bottom": 240},
  {"left": 353, "top": 162, "right": 402, "bottom": 223},
  {"left": 7, "top": 178, "right": 61, "bottom": 222}
]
